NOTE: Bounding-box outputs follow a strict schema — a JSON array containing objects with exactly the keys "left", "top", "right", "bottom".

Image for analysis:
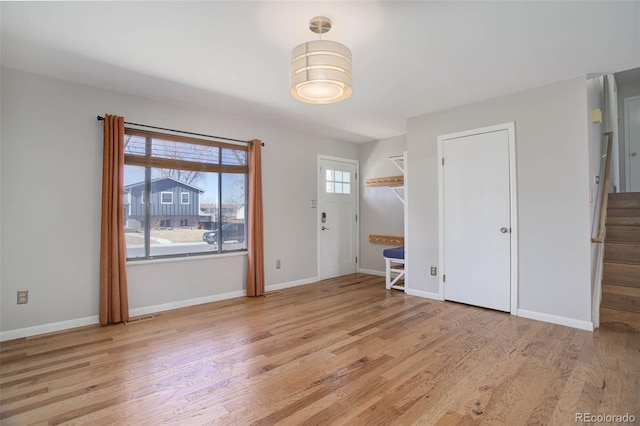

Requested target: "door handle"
[
  {"left": 632, "top": 152, "right": 637, "bottom": 157},
  {"left": 322, "top": 226, "right": 330, "bottom": 231},
  {"left": 500, "top": 227, "right": 509, "bottom": 233}
]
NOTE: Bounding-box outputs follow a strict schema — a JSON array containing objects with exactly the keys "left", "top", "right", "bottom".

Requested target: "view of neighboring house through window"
[{"left": 122, "top": 128, "right": 248, "bottom": 260}]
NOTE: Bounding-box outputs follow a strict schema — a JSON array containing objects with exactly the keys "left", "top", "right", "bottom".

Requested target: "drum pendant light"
[{"left": 289, "top": 17, "right": 353, "bottom": 104}]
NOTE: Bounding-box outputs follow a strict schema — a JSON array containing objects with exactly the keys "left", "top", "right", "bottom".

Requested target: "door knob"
[
  {"left": 322, "top": 226, "right": 330, "bottom": 231},
  {"left": 500, "top": 227, "right": 509, "bottom": 233},
  {"left": 632, "top": 152, "right": 637, "bottom": 157}
]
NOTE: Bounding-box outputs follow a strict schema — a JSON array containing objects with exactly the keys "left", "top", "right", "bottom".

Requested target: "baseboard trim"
[
  {"left": 129, "top": 290, "right": 246, "bottom": 317},
  {"left": 405, "top": 288, "right": 444, "bottom": 301},
  {"left": 0, "top": 315, "right": 99, "bottom": 342},
  {"left": 1, "top": 276, "right": 345, "bottom": 342},
  {"left": 266, "top": 277, "right": 318, "bottom": 292},
  {"left": 0, "top": 289, "right": 250, "bottom": 342},
  {"left": 517, "top": 309, "right": 594, "bottom": 331},
  {"left": 133, "top": 279, "right": 319, "bottom": 317},
  {"left": 358, "top": 268, "right": 385, "bottom": 277}
]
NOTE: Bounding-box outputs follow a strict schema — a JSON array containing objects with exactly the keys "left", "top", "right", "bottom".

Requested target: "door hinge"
[
  {"left": 356, "top": 256, "right": 358, "bottom": 263},
  {"left": 442, "top": 158, "right": 445, "bottom": 166},
  {"left": 355, "top": 214, "right": 358, "bottom": 222},
  {"left": 443, "top": 274, "right": 446, "bottom": 283},
  {"left": 355, "top": 172, "right": 358, "bottom": 179}
]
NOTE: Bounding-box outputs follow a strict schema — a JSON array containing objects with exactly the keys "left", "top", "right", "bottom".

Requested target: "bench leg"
[{"left": 385, "top": 257, "right": 392, "bottom": 290}]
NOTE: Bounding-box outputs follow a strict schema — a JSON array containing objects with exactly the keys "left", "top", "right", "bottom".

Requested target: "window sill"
[{"left": 126, "top": 251, "right": 248, "bottom": 266}]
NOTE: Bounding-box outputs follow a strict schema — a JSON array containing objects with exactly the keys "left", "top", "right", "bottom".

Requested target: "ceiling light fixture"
[{"left": 289, "top": 16, "right": 353, "bottom": 104}]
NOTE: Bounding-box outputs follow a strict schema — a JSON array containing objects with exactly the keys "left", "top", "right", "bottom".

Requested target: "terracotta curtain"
[
  {"left": 247, "top": 139, "right": 265, "bottom": 296},
  {"left": 99, "top": 114, "right": 129, "bottom": 324}
]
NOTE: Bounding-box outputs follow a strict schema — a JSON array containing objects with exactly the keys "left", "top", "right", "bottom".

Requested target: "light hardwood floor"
[{"left": 1, "top": 274, "right": 639, "bottom": 425}]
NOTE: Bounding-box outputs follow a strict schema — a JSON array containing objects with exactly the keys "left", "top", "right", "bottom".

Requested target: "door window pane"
[{"left": 325, "top": 169, "right": 351, "bottom": 194}]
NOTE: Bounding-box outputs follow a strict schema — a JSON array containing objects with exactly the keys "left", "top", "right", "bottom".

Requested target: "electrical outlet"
[
  {"left": 276, "top": 260, "right": 281, "bottom": 269},
  {"left": 430, "top": 267, "right": 437, "bottom": 276},
  {"left": 17, "top": 290, "right": 28, "bottom": 304}
]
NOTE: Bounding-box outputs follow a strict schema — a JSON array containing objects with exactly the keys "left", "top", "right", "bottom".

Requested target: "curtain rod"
[{"left": 96, "top": 116, "right": 264, "bottom": 146}]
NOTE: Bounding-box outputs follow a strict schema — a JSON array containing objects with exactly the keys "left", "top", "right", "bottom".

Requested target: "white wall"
[
  {"left": 0, "top": 67, "right": 358, "bottom": 337},
  {"left": 406, "top": 77, "right": 593, "bottom": 326},
  {"left": 358, "top": 135, "right": 406, "bottom": 274},
  {"left": 604, "top": 76, "right": 620, "bottom": 193},
  {"left": 617, "top": 75, "right": 640, "bottom": 192},
  {"left": 586, "top": 76, "right": 605, "bottom": 319},
  {"left": 0, "top": 63, "right": 3, "bottom": 312},
  {"left": 587, "top": 76, "right": 606, "bottom": 235}
]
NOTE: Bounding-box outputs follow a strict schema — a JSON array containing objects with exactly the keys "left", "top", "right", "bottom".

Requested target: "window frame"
[
  {"left": 180, "top": 192, "right": 190, "bottom": 205},
  {"left": 325, "top": 169, "right": 352, "bottom": 194},
  {"left": 123, "top": 128, "right": 249, "bottom": 261},
  {"left": 160, "top": 191, "right": 174, "bottom": 204}
]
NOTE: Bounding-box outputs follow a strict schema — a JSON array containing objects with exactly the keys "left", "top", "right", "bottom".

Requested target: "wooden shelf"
[
  {"left": 369, "top": 234, "right": 404, "bottom": 245},
  {"left": 365, "top": 175, "right": 404, "bottom": 187}
]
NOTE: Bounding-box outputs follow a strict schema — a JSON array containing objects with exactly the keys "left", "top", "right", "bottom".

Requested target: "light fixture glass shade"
[{"left": 289, "top": 40, "right": 353, "bottom": 104}]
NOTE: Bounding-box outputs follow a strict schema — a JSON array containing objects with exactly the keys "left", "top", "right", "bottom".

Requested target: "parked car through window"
[{"left": 203, "top": 223, "right": 245, "bottom": 245}]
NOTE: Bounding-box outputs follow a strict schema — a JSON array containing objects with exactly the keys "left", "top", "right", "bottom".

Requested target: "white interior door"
[
  {"left": 318, "top": 157, "right": 358, "bottom": 280},
  {"left": 625, "top": 96, "right": 640, "bottom": 192},
  {"left": 440, "top": 127, "right": 513, "bottom": 312}
]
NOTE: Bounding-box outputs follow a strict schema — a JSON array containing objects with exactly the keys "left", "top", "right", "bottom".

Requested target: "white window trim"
[
  {"left": 325, "top": 169, "right": 352, "bottom": 194},
  {"left": 161, "top": 191, "right": 173, "bottom": 204},
  {"left": 181, "top": 192, "right": 190, "bottom": 204}
]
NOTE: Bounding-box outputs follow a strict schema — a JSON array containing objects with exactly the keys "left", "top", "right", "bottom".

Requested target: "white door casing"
[
  {"left": 317, "top": 156, "right": 359, "bottom": 280},
  {"left": 438, "top": 123, "right": 518, "bottom": 314},
  {"left": 625, "top": 96, "right": 640, "bottom": 192}
]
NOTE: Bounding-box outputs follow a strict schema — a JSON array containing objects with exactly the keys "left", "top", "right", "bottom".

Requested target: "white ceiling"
[{"left": 2, "top": 1, "right": 639, "bottom": 143}]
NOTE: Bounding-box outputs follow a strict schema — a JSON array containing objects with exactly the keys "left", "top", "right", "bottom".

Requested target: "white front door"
[
  {"left": 439, "top": 124, "right": 516, "bottom": 313},
  {"left": 625, "top": 96, "right": 640, "bottom": 192},
  {"left": 318, "top": 157, "right": 358, "bottom": 280}
]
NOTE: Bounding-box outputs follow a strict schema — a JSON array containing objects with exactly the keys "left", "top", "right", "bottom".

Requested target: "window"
[
  {"left": 123, "top": 128, "right": 248, "bottom": 260},
  {"left": 326, "top": 169, "right": 351, "bottom": 194},
  {"left": 161, "top": 192, "right": 173, "bottom": 204}
]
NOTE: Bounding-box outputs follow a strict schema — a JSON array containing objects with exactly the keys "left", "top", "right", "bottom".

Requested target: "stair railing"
[
  {"left": 592, "top": 132, "right": 614, "bottom": 243},
  {"left": 591, "top": 132, "right": 613, "bottom": 329}
]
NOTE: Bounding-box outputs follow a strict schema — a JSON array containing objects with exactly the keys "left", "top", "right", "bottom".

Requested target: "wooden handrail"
[{"left": 592, "top": 132, "right": 614, "bottom": 243}]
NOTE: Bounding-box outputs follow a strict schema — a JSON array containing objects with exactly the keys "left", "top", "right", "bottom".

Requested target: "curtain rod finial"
[{"left": 97, "top": 115, "right": 104, "bottom": 121}]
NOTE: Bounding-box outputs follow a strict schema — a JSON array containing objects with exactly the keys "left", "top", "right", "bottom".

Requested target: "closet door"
[{"left": 439, "top": 125, "right": 516, "bottom": 313}]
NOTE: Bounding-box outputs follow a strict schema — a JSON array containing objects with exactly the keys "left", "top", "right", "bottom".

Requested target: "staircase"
[{"left": 600, "top": 192, "right": 640, "bottom": 332}]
